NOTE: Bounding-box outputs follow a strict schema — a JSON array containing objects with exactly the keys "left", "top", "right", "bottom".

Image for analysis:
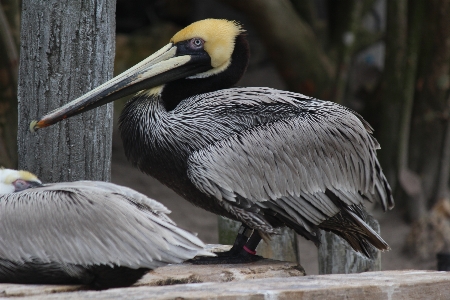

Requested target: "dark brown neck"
[{"left": 161, "top": 33, "right": 250, "bottom": 111}]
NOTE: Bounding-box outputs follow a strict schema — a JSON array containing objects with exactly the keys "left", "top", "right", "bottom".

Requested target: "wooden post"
[
  {"left": 318, "top": 214, "right": 382, "bottom": 274},
  {"left": 17, "top": 0, "right": 116, "bottom": 182},
  {"left": 218, "top": 217, "right": 299, "bottom": 263}
]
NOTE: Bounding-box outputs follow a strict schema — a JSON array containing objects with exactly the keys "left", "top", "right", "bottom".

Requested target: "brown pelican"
[
  {"left": 0, "top": 168, "right": 212, "bottom": 289},
  {"left": 31, "top": 19, "right": 395, "bottom": 262}
]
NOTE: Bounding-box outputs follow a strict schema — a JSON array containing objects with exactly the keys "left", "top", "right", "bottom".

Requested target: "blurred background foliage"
[{"left": 2, "top": 0, "right": 450, "bottom": 260}]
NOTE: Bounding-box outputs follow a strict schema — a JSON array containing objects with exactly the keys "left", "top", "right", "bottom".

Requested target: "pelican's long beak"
[{"left": 30, "top": 43, "right": 211, "bottom": 132}]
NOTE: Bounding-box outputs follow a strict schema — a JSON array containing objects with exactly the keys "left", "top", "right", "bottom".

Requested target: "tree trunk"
[
  {"left": 329, "top": 0, "right": 364, "bottom": 105},
  {"left": 378, "top": 0, "right": 408, "bottom": 197},
  {"left": 409, "top": 0, "right": 450, "bottom": 209},
  {"left": 437, "top": 96, "right": 450, "bottom": 200},
  {"left": 0, "top": 0, "right": 20, "bottom": 168},
  {"left": 17, "top": 0, "right": 116, "bottom": 182},
  {"left": 396, "top": 0, "right": 426, "bottom": 221}
]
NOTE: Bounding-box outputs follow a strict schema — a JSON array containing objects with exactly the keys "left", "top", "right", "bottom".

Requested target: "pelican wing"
[
  {"left": 0, "top": 181, "right": 211, "bottom": 269},
  {"left": 187, "top": 90, "right": 393, "bottom": 234}
]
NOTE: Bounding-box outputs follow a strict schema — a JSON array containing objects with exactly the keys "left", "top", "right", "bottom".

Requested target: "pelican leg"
[
  {"left": 216, "top": 224, "right": 253, "bottom": 256},
  {"left": 242, "top": 230, "right": 262, "bottom": 254},
  {"left": 189, "top": 224, "right": 263, "bottom": 264}
]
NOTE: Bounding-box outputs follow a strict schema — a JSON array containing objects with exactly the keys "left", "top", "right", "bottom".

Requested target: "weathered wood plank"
[
  {"left": 0, "top": 257, "right": 304, "bottom": 298},
  {"left": 2, "top": 271, "right": 448, "bottom": 299},
  {"left": 138, "top": 258, "right": 305, "bottom": 286}
]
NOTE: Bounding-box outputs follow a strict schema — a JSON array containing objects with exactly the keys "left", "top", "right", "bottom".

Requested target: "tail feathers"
[
  {"left": 319, "top": 204, "right": 389, "bottom": 259},
  {"left": 330, "top": 230, "right": 376, "bottom": 258},
  {"left": 346, "top": 206, "right": 389, "bottom": 251}
]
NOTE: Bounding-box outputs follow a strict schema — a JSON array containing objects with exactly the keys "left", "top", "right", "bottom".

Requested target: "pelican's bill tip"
[
  {"left": 29, "top": 120, "right": 39, "bottom": 133},
  {"left": 30, "top": 120, "right": 37, "bottom": 133}
]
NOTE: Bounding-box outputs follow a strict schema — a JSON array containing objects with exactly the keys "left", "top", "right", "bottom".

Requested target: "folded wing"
[
  {"left": 187, "top": 96, "right": 393, "bottom": 255},
  {"left": 0, "top": 181, "right": 211, "bottom": 269}
]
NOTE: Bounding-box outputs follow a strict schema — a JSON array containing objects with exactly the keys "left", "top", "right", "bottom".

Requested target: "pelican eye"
[
  {"left": 12, "top": 179, "right": 29, "bottom": 192},
  {"left": 189, "top": 38, "right": 204, "bottom": 50},
  {"left": 12, "top": 178, "right": 42, "bottom": 192}
]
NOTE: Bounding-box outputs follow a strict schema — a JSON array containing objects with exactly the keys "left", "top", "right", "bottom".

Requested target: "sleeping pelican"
[
  {"left": 0, "top": 168, "right": 212, "bottom": 289},
  {"left": 31, "top": 19, "right": 394, "bottom": 263}
]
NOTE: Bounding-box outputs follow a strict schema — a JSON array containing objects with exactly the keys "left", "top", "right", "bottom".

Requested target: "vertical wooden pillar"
[{"left": 17, "top": 0, "right": 116, "bottom": 182}]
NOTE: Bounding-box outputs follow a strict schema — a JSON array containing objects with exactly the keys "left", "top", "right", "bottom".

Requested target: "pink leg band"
[{"left": 243, "top": 245, "right": 256, "bottom": 255}]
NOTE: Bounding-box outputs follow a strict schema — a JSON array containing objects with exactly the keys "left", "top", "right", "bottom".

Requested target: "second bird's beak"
[{"left": 30, "top": 43, "right": 211, "bottom": 132}]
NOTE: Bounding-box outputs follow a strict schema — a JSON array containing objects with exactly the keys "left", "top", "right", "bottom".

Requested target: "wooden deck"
[{"left": 0, "top": 260, "right": 448, "bottom": 299}]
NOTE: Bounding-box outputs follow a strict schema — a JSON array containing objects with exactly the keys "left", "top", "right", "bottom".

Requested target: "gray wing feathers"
[
  {"left": 51, "top": 181, "right": 173, "bottom": 218},
  {"left": 187, "top": 91, "right": 392, "bottom": 232},
  {"left": 189, "top": 114, "right": 380, "bottom": 201},
  {"left": 75, "top": 181, "right": 176, "bottom": 224},
  {"left": 0, "top": 182, "right": 211, "bottom": 269}
]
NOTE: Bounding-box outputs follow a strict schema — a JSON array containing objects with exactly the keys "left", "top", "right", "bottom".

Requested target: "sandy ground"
[{"left": 111, "top": 126, "right": 436, "bottom": 275}]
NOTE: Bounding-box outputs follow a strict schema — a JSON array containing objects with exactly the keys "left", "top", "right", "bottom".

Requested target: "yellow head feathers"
[
  {"left": 0, "top": 168, "right": 40, "bottom": 185},
  {"left": 17, "top": 170, "right": 40, "bottom": 183},
  {"left": 171, "top": 19, "right": 244, "bottom": 69},
  {"left": 0, "top": 168, "right": 41, "bottom": 194}
]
